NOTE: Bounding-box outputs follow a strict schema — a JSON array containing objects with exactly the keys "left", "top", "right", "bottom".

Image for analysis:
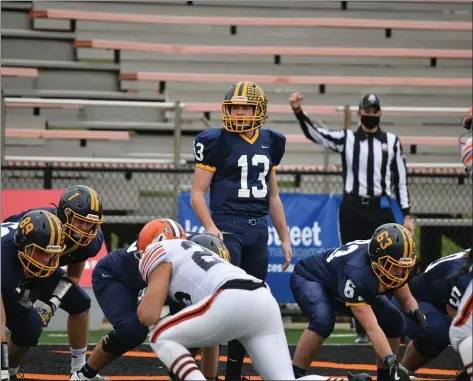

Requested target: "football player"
[
  {"left": 1, "top": 210, "right": 65, "bottom": 381},
  {"left": 4, "top": 185, "right": 104, "bottom": 376},
  {"left": 70, "top": 219, "right": 217, "bottom": 381},
  {"left": 290, "top": 223, "right": 426, "bottom": 381},
  {"left": 391, "top": 250, "right": 472, "bottom": 377},
  {"left": 136, "top": 219, "right": 371, "bottom": 381},
  {"left": 449, "top": 106, "right": 473, "bottom": 381},
  {"left": 191, "top": 81, "right": 293, "bottom": 379}
]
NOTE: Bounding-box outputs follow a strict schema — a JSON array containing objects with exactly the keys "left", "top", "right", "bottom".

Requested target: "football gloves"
[{"left": 384, "top": 354, "right": 410, "bottom": 381}]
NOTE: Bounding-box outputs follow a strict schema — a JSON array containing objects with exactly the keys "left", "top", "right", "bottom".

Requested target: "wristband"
[
  {"left": 49, "top": 275, "right": 74, "bottom": 308},
  {"left": 1, "top": 342, "right": 8, "bottom": 370},
  {"left": 383, "top": 352, "right": 395, "bottom": 363}
]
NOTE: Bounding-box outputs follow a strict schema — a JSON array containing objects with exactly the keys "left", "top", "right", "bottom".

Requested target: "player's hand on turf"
[
  {"left": 347, "top": 371, "right": 373, "bottom": 381},
  {"left": 37, "top": 302, "right": 56, "bottom": 328},
  {"left": 281, "top": 240, "right": 293, "bottom": 272},
  {"left": 384, "top": 354, "right": 410, "bottom": 381},
  {"left": 289, "top": 92, "right": 304, "bottom": 112},
  {"left": 408, "top": 308, "right": 427, "bottom": 331},
  {"left": 206, "top": 226, "right": 223, "bottom": 241}
]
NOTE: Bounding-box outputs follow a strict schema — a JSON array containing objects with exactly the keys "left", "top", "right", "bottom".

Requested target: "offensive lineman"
[
  {"left": 4, "top": 185, "right": 104, "bottom": 376},
  {"left": 136, "top": 219, "right": 371, "bottom": 381}
]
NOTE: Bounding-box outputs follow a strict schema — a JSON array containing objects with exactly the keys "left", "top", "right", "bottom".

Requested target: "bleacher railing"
[{"left": 0, "top": 96, "right": 185, "bottom": 165}]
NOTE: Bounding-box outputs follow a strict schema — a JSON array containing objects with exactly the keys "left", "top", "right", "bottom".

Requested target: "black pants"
[
  {"left": 339, "top": 194, "right": 396, "bottom": 336},
  {"left": 339, "top": 194, "right": 396, "bottom": 244}
]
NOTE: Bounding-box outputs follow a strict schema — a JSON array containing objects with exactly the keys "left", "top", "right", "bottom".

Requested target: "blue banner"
[{"left": 179, "top": 192, "right": 403, "bottom": 303}]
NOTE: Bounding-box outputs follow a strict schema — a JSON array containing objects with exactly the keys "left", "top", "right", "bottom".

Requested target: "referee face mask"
[{"left": 359, "top": 108, "right": 381, "bottom": 131}]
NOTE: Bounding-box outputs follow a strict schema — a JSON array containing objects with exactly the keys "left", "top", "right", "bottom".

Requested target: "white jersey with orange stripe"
[{"left": 139, "top": 238, "right": 258, "bottom": 305}]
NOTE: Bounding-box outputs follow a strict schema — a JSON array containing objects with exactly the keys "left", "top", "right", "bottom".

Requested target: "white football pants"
[
  {"left": 450, "top": 282, "right": 473, "bottom": 379},
  {"left": 149, "top": 287, "right": 333, "bottom": 380}
]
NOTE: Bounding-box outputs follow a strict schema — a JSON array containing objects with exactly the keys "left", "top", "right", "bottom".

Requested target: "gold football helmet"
[{"left": 221, "top": 81, "right": 268, "bottom": 133}]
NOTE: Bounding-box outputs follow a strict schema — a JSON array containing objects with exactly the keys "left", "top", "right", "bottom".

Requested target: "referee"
[{"left": 289, "top": 92, "right": 415, "bottom": 341}]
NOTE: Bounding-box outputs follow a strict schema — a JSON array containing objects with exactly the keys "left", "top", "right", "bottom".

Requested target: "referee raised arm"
[
  {"left": 289, "top": 91, "right": 415, "bottom": 241},
  {"left": 290, "top": 91, "right": 415, "bottom": 344}
]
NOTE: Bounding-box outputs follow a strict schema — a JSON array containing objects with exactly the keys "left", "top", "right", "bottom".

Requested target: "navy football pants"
[
  {"left": 214, "top": 216, "right": 269, "bottom": 281},
  {"left": 4, "top": 268, "right": 92, "bottom": 347},
  {"left": 392, "top": 299, "right": 450, "bottom": 356},
  {"left": 92, "top": 264, "right": 149, "bottom": 353},
  {"left": 3, "top": 290, "right": 43, "bottom": 347},
  {"left": 27, "top": 267, "right": 91, "bottom": 315},
  {"left": 290, "top": 272, "right": 405, "bottom": 339}
]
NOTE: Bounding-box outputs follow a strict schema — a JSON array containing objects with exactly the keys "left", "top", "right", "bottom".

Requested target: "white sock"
[
  {"left": 8, "top": 366, "right": 19, "bottom": 376},
  {"left": 151, "top": 340, "right": 206, "bottom": 381},
  {"left": 70, "top": 346, "right": 87, "bottom": 373}
]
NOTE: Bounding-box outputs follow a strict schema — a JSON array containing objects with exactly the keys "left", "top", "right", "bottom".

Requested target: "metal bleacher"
[{"left": 0, "top": 0, "right": 471, "bottom": 166}]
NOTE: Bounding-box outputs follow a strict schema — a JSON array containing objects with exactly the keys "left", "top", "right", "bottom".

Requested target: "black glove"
[
  {"left": 14, "top": 288, "right": 33, "bottom": 316},
  {"left": 384, "top": 354, "right": 410, "bottom": 381},
  {"left": 347, "top": 371, "right": 373, "bottom": 381},
  {"left": 408, "top": 308, "right": 427, "bottom": 331}
]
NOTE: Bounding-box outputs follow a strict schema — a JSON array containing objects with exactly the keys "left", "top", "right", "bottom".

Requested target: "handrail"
[
  {"left": 29, "top": 9, "right": 472, "bottom": 32},
  {"left": 2, "top": 156, "right": 464, "bottom": 169},
  {"left": 335, "top": 105, "right": 466, "bottom": 113},
  {"left": 3, "top": 97, "right": 179, "bottom": 109},
  {"left": 1, "top": 96, "right": 185, "bottom": 167}
]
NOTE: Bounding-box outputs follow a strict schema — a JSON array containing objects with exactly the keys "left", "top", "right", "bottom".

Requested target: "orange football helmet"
[{"left": 137, "top": 218, "right": 187, "bottom": 253}]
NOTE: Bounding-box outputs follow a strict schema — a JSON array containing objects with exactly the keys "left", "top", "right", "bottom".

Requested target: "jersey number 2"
[{"left": 238, "top": 154, "right": 269, "bottom": 198}]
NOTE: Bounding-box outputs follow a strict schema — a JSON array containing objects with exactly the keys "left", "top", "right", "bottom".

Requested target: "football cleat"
[{"left": 69, "top": 371, "right": 110, "bottom": 381}]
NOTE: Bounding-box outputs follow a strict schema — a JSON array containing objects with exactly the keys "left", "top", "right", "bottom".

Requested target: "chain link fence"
[{"left": 2, "top": 162, "right": 471, "bottom": 269}]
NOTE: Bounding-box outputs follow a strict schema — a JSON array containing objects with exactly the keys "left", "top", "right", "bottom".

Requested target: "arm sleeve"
[
  {"left": 271, "top": 131, "right": 286, "bottom": 168},
  {"left": 294, "top": 109, "right": 346, "bottom": 153},
  {"left": 193, "top": 130, "right": 220, "bottom": 172},
  {"left": 138, "top": 242, "right": 169, "bottom": 283},
  {"left": 391, "top": 137, "right": 411, "bottom": 215}
]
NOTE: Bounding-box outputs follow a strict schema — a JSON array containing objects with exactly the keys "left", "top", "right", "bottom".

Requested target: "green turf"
[
  {"left": 40, "top": 328, "right": 357, "bottom": 345},
  {"left": 285, "top": 328, "right": 356, "bottom": 345}
]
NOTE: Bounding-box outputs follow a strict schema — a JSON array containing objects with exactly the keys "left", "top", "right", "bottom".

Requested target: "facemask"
[{"left": 361, "top": 115, "right": 380, "bottom": 130}]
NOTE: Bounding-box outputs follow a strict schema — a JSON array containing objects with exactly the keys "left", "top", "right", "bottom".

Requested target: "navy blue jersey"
[
  {"left": 5, "top": 207, "right": 103, "bottom": 266},
  {"left": 96, "top": 242, "right": 146, "bottom": 293},
  {"left": 294, "top": 240, "right": 383, "bottom": 306},
  {"left": 193, "top": 128, "right": 286, "bottom": 218},
  {"left": 409, "top": 252, "right": 472, "bottom": 312},
  {"left": 1, "top": 222, "right": 27, "bottom": 293}
]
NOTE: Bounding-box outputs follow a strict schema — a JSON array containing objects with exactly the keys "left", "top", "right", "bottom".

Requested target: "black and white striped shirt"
[{"left": 295, "top": 110, "right": 411, "bottom": 215}]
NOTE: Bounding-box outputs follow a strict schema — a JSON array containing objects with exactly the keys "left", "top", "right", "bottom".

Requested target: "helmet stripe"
[
  {"left": 85, "top": 186, "right": 99, "bottom": 212},
  {"left": 242, "top": 82, "right": 249, "bottom": 97},
  {"left": 85, "top": 186, "right": 95, "bottom": 211},
  {"left": 51, "top": 214, "right": 63, "bottom": 247},
  {"left": 163, "top": 218, "right": 179, "bottom": 237},
  {"left": 396, "top": 224, "right": 409, "bottom": 259},
  {"left": 91, "top": 188, "right": 98, "bottom": 212},
  {"left": 234, "top": 82, "right": 242, "bottom": 97},
  {"left": 44, "top": 211, "right": 56, "bottom": 247}
]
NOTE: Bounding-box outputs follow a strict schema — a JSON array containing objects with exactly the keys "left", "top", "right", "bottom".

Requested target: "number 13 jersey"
[
  {"left": 193, "top": 128, "right": 286, "bottom": 218},
  {"left": 139, "top": 238, "right": 259, "bottom": 306}
]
